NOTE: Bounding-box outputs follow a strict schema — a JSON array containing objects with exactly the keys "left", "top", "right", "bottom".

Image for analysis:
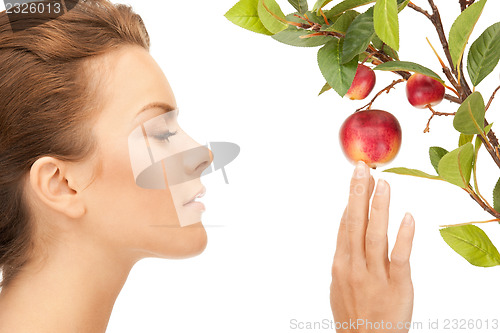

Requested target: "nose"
[{"left": 183, "top": 137, "right": 213, "bottom": 176}]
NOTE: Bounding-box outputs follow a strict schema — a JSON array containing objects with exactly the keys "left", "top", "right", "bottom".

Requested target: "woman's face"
[{"left": 78, "top": 45, "right": 212, "bottom": 262}]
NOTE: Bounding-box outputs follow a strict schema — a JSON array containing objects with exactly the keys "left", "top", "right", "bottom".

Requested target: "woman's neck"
[{"left": 0, "top": 231, "right": 138, "bottom": 333}]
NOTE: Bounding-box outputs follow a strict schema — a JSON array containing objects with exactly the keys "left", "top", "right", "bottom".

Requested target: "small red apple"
[
  {"left": 345, "top": 64, "right": 376, "bottom": 100},
  {"left": 405, "top": 73, "right": 445, "bottom": 108},
  {"left": 339, "top": 109, "right": 402, "bottom": 168}
]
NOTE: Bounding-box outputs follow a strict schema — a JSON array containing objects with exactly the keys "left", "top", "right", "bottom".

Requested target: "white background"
[{"left": 3, "top": 1, "right": 500, "bottom": 332}]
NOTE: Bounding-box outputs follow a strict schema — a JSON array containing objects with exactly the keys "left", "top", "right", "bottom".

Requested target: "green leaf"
[
  {"left": 397, "top": 0, "right": 410, "bottom": 11},
  {"left": 324, "top": 0, "right": 376, "bottom": 19},
  {"left": 459, "top": 134, "right": 475, "bottom": 147},
  {"left": 374, "top": 0, "right": 399, "bottom": 51},
  {"left": 493, "top": 177, "right": 500, "bottom": 212},
  {"left": 429, "top": 146, "right": 449, "bottom": 174},
  {"left": 448, "top": 0, "right": 488, "bottom": 69},
  {"left": 382, "top": 167, "right": 442, "bottom": 180},
  {"left": 257, "top": 0, "right": 288, "bottom": 34},
  {"left": 287, "top": 10, "right": 328, "bottom": 25},
  {"left": 272, "top": 26, "right": 332, "bottom": 47},
  {"left": 318, "top": 82, "right": 331, "bottom": 95},
  {"left": 317, "top": 38, "right": 358, "bottom": 96},
  {"left": 323, "top": 10, "right": 359, "bottom": 34},
  {"left": 453, "top": 91, "right": 485, "bottom": 135},
  {"left": 224, "top": 0, "right": 273, "bottom": 35},
  {"left": 373, "top": 61, "right": 444, "bottom": 82},
  {"left": 484, "top": 122, "right": 493, "bottom": 135},
  {"left": 273, "top": 12, "right": 333, "bottom": 47},
  {"left": 342, "top": 7, "right": 375, "bottom": 63},
  {"left": 437, "top": 142, "right": 474, "bottom": 189},
  {"left": 371, "top": 34, "right": 399, "bottom": 60},
  {"left": 474, "top": 133, "right": 482, "bottom": 153},
  {"left": 440, "top": 225, "right": 500, "bottom": 267},
  {"left": 467, "top": 22, "right": 500, "bottom": 86},
  {"left": 288, "top": 0, "right": 309, "bottom": 14},
  {"left": 312, "top": 0, "right": 334, "bottom": 13}
]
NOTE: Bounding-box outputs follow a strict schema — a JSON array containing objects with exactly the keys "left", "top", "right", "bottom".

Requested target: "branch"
[
  {"left": 459, "top": 0, "right": 476, "bottom": 11},
  {"left": 482, "top": 119, "right": 500, "bottom": 169},
  {"left": 444, "top": 93, "right": 462, "bottom": 104},
  {"left": 466, "top": 186, "right": 500, "bottom": 219},
  {"left": 409, "top": 1, "right": 464, "bottom": 98},
  {"left": 459, "top": 0, "right": 468, "bottom": 11},
  {"left": 458, "top": 56, "right": 472, "bottom": 96},
  {"left": 427, "top": 0, "right": 458, "bottom": 79},
  {"left": 408, "top": 2, "right": 431, "bottom": 18}
]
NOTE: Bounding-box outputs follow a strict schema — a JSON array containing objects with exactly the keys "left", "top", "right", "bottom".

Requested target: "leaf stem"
[
  {"left": 319, "top": 8, "right": 330, "bottom": 25},
  {"left": 445, "top": 85, "right": 460, "bottom": 97},
  {"left": 426, "top": 37, "right": 447, "bottom": 69},
  {"left": 261, "top": 0, "right": 303, "bottom": 27},
  {"left": 439, "top": 218, "right": 500, "bottom": 228}
]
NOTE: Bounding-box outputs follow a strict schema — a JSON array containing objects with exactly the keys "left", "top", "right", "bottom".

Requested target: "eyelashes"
[{"left": 151, "top": 130, "right": 178, "bottom": 143}]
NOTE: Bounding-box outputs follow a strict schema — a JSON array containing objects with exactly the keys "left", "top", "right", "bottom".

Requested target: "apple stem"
[{"left": 356, "top": 79, "right": 405, "bottom": 112}]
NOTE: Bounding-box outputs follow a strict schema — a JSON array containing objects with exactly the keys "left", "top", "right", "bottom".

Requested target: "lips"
[{"left": 183, "top": 186, "right": 206, "bottom": 205}]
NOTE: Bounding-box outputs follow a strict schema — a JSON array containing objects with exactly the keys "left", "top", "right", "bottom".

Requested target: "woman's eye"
[{"left": 151, "top": 130, "right": 178, "bottom": 142}]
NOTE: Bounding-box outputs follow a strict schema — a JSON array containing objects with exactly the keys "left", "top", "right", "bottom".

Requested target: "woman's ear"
[{"left": 29, "top": 157, "right": 86, "bottom": 219}]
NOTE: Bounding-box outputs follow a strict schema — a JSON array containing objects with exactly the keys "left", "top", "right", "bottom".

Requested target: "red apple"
[
  {"left": 406, "top": 73, "right": 445, "bottom": 108},
  {"left": 345, "top": 64, "right": 376, "bottom": 100},
  {"left": 339, "top": 109, "right": 402, "bottom": 168}
]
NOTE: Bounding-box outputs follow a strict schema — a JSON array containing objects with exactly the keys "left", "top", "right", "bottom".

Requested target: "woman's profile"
[{"left": 0, "top": 1, "right": 415, "bottom": 332}]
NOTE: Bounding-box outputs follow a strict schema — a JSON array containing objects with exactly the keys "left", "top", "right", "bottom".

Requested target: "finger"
[
  {"left": 366, "top": 179, "right": 390, "bottom": 277},
  {"left": 389, "top": 213, "right": 415, "bottom": 284},
  {"left": 333, "top": 177, "right": 371, "bottom": 262},
  {"left": 334, "top": 206, "right": 348, "bottom": 259},
  {"left": 346, "top": 161, "right": 371, "bottom": 262},
  {"left": 368, "top": 175, "right": 375, "bottom": 199}
]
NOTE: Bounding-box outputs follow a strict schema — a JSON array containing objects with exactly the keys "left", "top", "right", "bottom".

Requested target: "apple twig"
[
  {"left": 423, "top": 105, "right": 456, "bottom": 133},
  {"left": 356, "top": 79, "right": 405, "bottom": 111},
  {"left": 486, "top": 85, "right": 500, "bottom": 111}
]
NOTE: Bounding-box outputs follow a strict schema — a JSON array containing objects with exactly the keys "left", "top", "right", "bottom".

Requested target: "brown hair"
[{"left": 0, "top": 0, "right": 150, "bottom": 289}]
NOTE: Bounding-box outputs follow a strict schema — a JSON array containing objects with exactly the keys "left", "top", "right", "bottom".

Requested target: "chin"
[{"left": 181, "top": 222, "right": 208, "bottom": 258}]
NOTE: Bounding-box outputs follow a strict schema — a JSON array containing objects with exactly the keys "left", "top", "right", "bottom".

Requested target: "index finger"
[{"left": 346, "top": 160, "right": 371, "bottom": 262}]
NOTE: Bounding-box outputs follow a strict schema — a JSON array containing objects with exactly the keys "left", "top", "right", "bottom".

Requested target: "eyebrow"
[{"left": 135, "top": 102, "right": 178, "bottom": 117}]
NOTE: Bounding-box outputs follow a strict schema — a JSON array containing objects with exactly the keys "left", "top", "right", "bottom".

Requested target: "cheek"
[{"left": 85, "top": 140, "right": 205, "bottom": 258}]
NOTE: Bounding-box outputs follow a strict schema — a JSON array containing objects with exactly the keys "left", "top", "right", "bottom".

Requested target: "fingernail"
[
  {"left": 403, "top": 213, "right": 413, "bottom": 226},
  {"left": 354, "top": 160, "right": 367, "bottom": 179},
  {"left": 375, "top": 179, "right": 387, "bottom": 195}
]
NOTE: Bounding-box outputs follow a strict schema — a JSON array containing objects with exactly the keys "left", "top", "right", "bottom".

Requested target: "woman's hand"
[{"left": 330, "top": 161, "right": 415, "bottom": 333}]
